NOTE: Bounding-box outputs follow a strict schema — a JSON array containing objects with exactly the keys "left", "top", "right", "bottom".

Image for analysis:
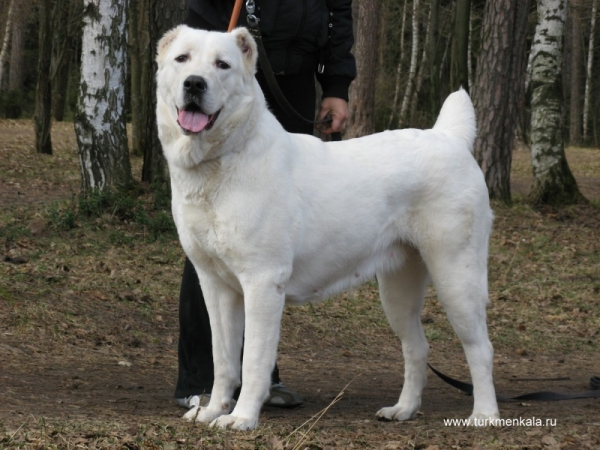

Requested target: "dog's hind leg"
[
  {"left": 376, "top": 247, "right": 430, "bottom": 421},
  {"left": 183, "top": 273, "right": 245, "bottom": 424},
  {"left": 423, "top": 246, "right": 500, "bottom": 424}
]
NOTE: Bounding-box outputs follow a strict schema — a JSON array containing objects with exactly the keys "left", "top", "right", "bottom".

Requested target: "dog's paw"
[
  {"left": 210, "top": 414, "right": 258, "bottom": 431},
  {"left": 466, "top": 412, "right": 501, "bottom": 427},
  {"left": 376, "top": 405, "right": 418, "bottom": 421},
  {"left": 183, "top": 406, "right": 226, "bottom": 423}
]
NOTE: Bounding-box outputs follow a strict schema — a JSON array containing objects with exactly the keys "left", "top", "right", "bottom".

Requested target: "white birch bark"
[
  {"left": 0, "top": 0, "right": 15, "bottom": 93},
  {"left": 75, "top": 0, "right": 132, "bottom": 191},
  {"left": 583, "top": 0, "right": 597, "bottom": 142},
  {"left": 388, "top": 0, "right": 407, "bottom": 129},
  {"left": 409, "top": 3, "right": 432, "bottom": 117},
  {"left": 398, "top": 0, "right": 419, "bottom": 128},
  {"left": 529, "top": 0, "right": 584, "bottom": 204}
]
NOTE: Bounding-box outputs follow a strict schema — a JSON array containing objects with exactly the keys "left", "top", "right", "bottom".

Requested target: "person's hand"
[{"left": 316, "top": 97, "right": 349, "bottom": 135}]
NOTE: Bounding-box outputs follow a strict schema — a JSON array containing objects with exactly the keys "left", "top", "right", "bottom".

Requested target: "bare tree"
[
  {"left": 451, "top": 0, "right": 471, "bottom": 92},
  {"left": 429, "top": 0, "right": 442, "bottom": 118},
  {"left": 34, "top": 0, "right": 53, "bottom": 155},
  {"left": 569, "top": 0, "right": 584, "bottom": 145},
  {"left": 8, "top": 1, "right": 25, "bottom": 93},
  {"left": 0, "top": 0, "right": 15, "bottom": 94},
  {"left": 388, "top": 0, "right": 408, "bottom": 129},
  {"left": 129, "top": 0, "right": 150, "bottom": 157},
  {"left": 75, "top": 0, "right": 132, "bottom": 191},
  {"left": 583, "top": 0, "right": 598, "bottom": 142},
  {"left": 397, "top": 0, "right": 419, "bottom": 128},
  {"left": 529, "top": 0, "right": 585, "bottom": 205},
  {"left": 346, "top": 0, "right": 381, "bottom": 138},
  {"left": 140, "top": 0, "right": 186, "bottom": 183},
  {"left": 472, "top": 0, "right": 531, "bottom": 203},
  {"left": 52, "top": 0, "right": 82, "bottom": 121},
  {"left": 409, "top": 3, "right": 432, "bottom": 121}
]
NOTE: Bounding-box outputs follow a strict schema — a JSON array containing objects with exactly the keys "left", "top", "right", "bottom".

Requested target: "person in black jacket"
[{"left": 174, "top": 0, "right": 356, "bottom": 410}]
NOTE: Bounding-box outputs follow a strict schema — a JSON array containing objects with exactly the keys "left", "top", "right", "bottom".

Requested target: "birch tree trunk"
[
  {"left": 75, "top": 0, "right": 132, "bottom": 191},
  {"left": 388, "top": 0, "right": 407, "bottom": 129},
  {"left": 568, "top": 0, "right": 584, "bottom": 145},
  {"left": 345, "top": 0, "right": 381, "bottom": 138},
  {"left": 409, "top": 4, "right": 432, "bottom": 120},
  {"left": 472, "top": 0, "right": 530, "bottom": 203},
  {"left": 0, "top": 0, "right": 14, "bottom": 93},
  {"left": 529, "top": 0, "right": 585, "bottom": 205},
  {"left": 398, "top": 0, "right": 419, "bottom": 128},
  {"left": 34, "top": 0, "right": 53, "bottom": 155},
  {"left": 583, "top": 0, "right": 597, "bottom": 142}
]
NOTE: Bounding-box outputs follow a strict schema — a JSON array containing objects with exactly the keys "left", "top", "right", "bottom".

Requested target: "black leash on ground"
[
  {"left": 428, "top": 364, "right": 600, "bottom": 402},
  {"left": 243, "top": 0, "right": 342, "bottom": 141}
]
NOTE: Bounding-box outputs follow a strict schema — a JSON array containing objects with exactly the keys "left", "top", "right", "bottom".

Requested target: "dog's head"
[{"left": 156, "top": 26, "right": 258, "bottom": 137}]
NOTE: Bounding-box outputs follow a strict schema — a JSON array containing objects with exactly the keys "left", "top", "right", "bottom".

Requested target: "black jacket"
[{"left": 186, "top": 0, "right": 356, "bottom": 101}]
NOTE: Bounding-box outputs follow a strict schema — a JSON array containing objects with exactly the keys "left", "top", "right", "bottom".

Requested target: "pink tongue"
[{"left": 178, "top": 110, "right": 210, "bottom": 133}]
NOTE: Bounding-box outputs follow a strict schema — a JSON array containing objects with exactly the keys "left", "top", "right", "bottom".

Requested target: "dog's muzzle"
[{"left": 177, "top": 75, "right": 220, "bottom": 134}]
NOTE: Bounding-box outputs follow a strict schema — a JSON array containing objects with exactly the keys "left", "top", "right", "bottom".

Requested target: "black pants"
[{"left": 174, "top": 64, "right": 317, "bottom": 398}]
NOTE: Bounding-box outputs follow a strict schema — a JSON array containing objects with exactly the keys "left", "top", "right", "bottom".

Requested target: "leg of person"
[{"left": 174, "top": 258, "right": 214, "bottom": 409}]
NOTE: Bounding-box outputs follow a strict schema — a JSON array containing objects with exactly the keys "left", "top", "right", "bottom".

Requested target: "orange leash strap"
[{"left": 228, "top": 0, "right": 244, "bottom": 32}]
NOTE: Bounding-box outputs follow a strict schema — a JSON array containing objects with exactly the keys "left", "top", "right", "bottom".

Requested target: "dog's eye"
[
  {"left": 175, "top": 54, "right": 188, "bottom": 63},
  {"left": 216, "top": 60, "right": 230, "bottom": 70}
]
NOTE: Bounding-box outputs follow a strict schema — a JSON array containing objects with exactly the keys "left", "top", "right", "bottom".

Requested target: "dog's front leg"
[
  {"left": 183, "top": 272, "right": 244, "bottom": 424},
  {"left": 211, "top": 277, "right": 285, "bottom": 431}
]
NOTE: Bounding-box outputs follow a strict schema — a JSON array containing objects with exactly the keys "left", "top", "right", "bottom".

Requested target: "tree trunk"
[
  {"left": 451, "top": 0, "right": 471, "bottom": 92},
  {"left": 345, "top": 0, "right": 381, "bottom": 138},
  {"left": 568, "top": 0, "right": 584, "bottom": 145},
  {"left": 129, "top": 0, "right": 149, "bottom": 157},
  {"left": 52, "top": 0, "right": 80, "bottom": 121},
  {"left": 409, "top": 3, "right": 432, "bottom": 122},
  {"left": 397, "top": 0, "right": 419, "bottom": 128},
  {"left": 429, "top": 0, "right": 442, "bottom": 120},
  {"left": 388, "top": 0, "right": 407, "bottom": 129},
  {"left": 529, "top": 0, "right": 585, "bottom": 205},
  {"left": 8, "top": 8, "right": 23, "bottom": 92},
  {"left": 583, "top": 0, "right": 597, "bottom": 143},
  {"left": 75, "top": 0, "right": 132, "bottom": 191},
  {"left": 472, "top": 0, "right": 530, "bottom": 203},
  {"left": 34, "top": 0, "right": 53, "bottom": 155},
  {"left": 140, "top": 0, "right": 186, "bottom": 183},
  {"left": 0, "top": 0, "right": 14, "bottom": 93}
]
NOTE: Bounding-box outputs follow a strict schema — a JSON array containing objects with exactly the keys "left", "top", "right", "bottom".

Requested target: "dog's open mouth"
[{"left": 177, "top": 103, "right": 220, "bottom": 134}]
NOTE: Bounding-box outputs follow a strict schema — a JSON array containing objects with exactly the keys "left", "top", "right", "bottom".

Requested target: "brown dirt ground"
[{"left": 0, "top": 119, "right": 599, "bottom": 449}]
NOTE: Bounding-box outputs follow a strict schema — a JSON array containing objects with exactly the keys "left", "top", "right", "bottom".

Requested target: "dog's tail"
[{"left": 432, "top": 88, "right": 476, "bottom": 154}]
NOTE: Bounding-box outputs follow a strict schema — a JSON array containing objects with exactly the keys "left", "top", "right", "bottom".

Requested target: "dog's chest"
[{"left": 178, "top": 200, "right": 244, "bottom": 286}]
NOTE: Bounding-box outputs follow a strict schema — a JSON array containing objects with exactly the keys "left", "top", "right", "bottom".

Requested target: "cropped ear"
[
  {"left": 156, "top": 25, "right": 186, "bottom": 66},
  {"left": 231, "top": 27, "right": 258, "bottom": 74}
]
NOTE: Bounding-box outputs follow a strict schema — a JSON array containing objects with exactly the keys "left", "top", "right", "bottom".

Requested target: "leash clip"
[{"left": 246, "top": 0, "right": 259, "bottom": 28}]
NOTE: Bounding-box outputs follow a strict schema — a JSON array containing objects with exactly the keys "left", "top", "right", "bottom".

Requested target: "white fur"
[{"left": 156, "top": 26, "right": 500, "bottom": 431}]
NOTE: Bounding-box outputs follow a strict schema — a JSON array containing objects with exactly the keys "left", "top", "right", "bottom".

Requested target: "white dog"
[{"left": 156, "top": 25, "right": 500, "bottom": 430}]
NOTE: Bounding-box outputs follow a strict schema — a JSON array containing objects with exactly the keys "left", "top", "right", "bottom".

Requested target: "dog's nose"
[{"left": 183, "top": 76, "right": 207, "bottom": 95}]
